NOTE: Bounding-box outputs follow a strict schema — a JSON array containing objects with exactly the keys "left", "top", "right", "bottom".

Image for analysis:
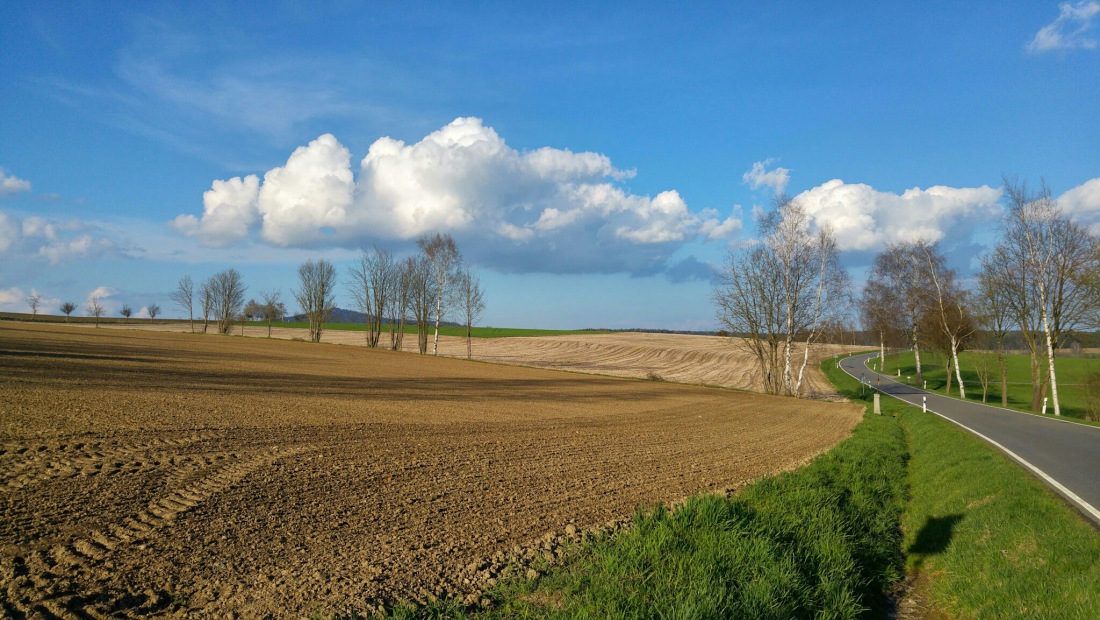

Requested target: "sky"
[{"left": 2, "top": 1, "right": 1099, "bottom": 329}]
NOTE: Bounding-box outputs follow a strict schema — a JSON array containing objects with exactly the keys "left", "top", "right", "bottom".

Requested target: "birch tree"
[
  {"left": 294, "top": 259, "right": 336, "bottom": 343},
  {"left": 714, "top": 196, "right": 848, "bottom": 397},
  {"left": 996, "top": 178, "right": 1100, "bottom": 415},
  {"left": 418, "top": 233, "right": 461, "bottom": 356},
  {"left": 920, "top": 243, "right": 976, "bottom": 398}
]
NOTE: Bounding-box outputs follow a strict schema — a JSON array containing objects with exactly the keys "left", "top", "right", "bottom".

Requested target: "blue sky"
[{"left": 2, "top": 1, "right": 1099, "bottom": 329}]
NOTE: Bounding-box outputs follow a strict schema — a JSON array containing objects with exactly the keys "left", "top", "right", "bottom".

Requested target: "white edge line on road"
[{"left": 840, "top": 354, "right": 1100, "bottom": 526}]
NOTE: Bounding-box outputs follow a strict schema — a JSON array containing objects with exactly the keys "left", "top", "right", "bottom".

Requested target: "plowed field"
[
  {"left": 99, "top": 322, "right": 861, "bottom": 398},
  {"left": 0, "top": 323, "right": 861, "bottom": 617}
]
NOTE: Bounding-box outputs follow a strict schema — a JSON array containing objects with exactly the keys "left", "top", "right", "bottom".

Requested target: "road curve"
[{"left": 838, "top": 352, "right": 1100, "bottom": 528}]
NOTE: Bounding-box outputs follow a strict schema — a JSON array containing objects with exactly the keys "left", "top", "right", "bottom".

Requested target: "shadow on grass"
[{"left": 908, "top": 514, "right": 964, "bottom": 571}]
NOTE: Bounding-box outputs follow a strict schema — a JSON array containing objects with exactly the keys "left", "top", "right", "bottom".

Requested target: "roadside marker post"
[
  {"left": 923, "top": 396, "right": 927, "bottom": 413},
  {"left": 1043, "top": 398, "right": 1048, "bottom": 415},
  {"left": 874, "top": 393, "right": 881, "bottom": 415}
]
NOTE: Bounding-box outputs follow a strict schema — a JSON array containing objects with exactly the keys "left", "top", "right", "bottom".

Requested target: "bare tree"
[
  {"left": 387, "top": 259, "right": 412, "bottom": 350},
  {"left": 860, "top": 279, "right": 904, "bottom": 374},
  {"left": 920, "top": 243, "right": 977, "bottom": 398},
  {"left": 868, "top": 239, "right": 935, "bottom": 385},
  {"left": 994, "top": 177, "right": 1100, "bottom": 415},
  {"left": 199, "top": 277, "right": 215, "bottom": 334},
  {"left": 169, "top": 275, "right": 195, "bottom": 333},
  {"left": 348, "top": 247, "right": 396, "bottom": 348},
  {"left": 294, "top": 259, "right": 336, "bottom": 343},
  {"left": 978, "top": 255, "right": 1013, "bottom": 407},
  {"left": 418, "top": 233, "right": 462, "bottom": 355},
  {"left": 148, "top": 303, "right": 160, "bottom": 320},
  {"left": 260, "top": 289, "right": 285, "bottom": 338},
  {"left": 792, "top": 224, "right": 850, "bottom": 396},
  {"left": 406, "top": 254, "right": 435, "bottom": 354},
  {"left": 59, "top": 301, "right": 77, "bottom": 322},
  {"left": 87, "top": 296, "right": 105, "bottom": 327},
  {"left": 120, "top": 304, "right": 133, "bottom": 319},
  {"left": 714, "top": 197, "right": 848, "bottom": 397},
  {"left": 26, "top": 292, "right": 43, "bottom": 317},
  {"left": 209, "top": 269, "right": 246, "bottom": 335},
  {"left": 457, "top": 267, "right": 486, "bottom": 359}
]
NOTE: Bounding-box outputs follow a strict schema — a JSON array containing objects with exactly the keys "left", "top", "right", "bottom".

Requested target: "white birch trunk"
[
  {"left": 1041, "top": 307, "right": 1061, "bottom": 415},
  {"left": 949, "top": 336, "right": 966, "bottom": 399},
  {"left": 794, "top": 344, "right": 809, "bottom": 397}
]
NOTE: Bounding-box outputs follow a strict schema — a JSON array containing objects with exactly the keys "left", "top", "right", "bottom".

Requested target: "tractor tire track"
[{"left": 2, "top": 446, "right": 303, "bottom": 619}]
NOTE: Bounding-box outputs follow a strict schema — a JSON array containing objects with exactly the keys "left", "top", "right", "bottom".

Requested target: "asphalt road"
[{"left": 838, "top": 352, "right": 1100, "bottom": 527}]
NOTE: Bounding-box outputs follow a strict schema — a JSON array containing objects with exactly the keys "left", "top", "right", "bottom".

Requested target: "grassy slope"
[
  {"left": 882, "top": 350, "right": 1098, "bottom": 422},
  {"left": 271, "top": 322, "right": 610, "bottom": 339}
]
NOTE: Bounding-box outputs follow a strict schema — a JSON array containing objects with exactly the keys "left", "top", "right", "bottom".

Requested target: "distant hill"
[{"left": 287, "top": 307, "right": 461, "bottom": 327}]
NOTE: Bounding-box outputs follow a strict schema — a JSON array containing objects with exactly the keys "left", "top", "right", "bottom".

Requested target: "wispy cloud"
[
  {"left": 34, "top": 14, "right": 431, "bottom": 168},
  {"left": 742, "top": 159, "right": 790, "bottom": 194},
  {"left": 1027, "top": 1, "right": 1100, "bottom": 53}
]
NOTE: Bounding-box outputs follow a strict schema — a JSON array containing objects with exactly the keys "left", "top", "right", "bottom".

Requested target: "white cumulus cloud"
[
  {"left": 176, "top": 117, "right": 741, "bottom": 275},
  {"left": 742, "top": 159, "right": 790, "bottom": 194},
  {"left": 172, "top": 175, "right": 260, "bottom": 247},
  {"left": 1057, "top": 177, "right": 1100, "bottom": 233},
  {"left": 0, "top": 168, "right": 32, "bottom": 197},
  {"left": 794, "top": 179, "right": 1003, "bottom": 251},
  {"left": 1028, "top": 1, "right": 1100, "bottom": 52}
]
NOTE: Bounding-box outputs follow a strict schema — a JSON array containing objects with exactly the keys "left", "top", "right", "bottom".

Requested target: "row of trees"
[
  {"left": 715, "top": 177, "right": 1100, "bottom": 410},
  {"left": 29, "top": 293, "right": 160, "bottom": 327},
  {"left": 345, "top": 233, "right": 484, "bottom": 357},
  {"left": 859, "top": 178, "right": 1100, "bottom": 414},
  {"left": 167, "top": 233, "right": 486, "bottom": 357}
]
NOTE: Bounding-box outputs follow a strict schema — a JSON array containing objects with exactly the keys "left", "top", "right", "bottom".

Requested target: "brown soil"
[
  {"left": 96, "top": 322, "right": 863, "bottom": 398},
  {"left": 0, "top": 322, "right": 861, "bottom": 618}
]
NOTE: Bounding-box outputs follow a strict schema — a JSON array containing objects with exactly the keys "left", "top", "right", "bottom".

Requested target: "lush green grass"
[
  {"left": 271, "top": 322, "right": 610, "bottom": 339},
  {"left": 881, "top": 349, "right": 1099, "bottom": 422},
  {"left": 381, "top": 369, "right": 908, "bottom": 619},
  {"left": 900, "top": 390, "right": 1100, "bottom": 617}
]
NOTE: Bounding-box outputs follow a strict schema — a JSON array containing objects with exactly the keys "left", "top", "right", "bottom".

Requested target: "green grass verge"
[
  {"left": 881, "top": 350, "right": 1099, "bottom": 423},
  {"left": 899, "top": 390, "right": 1100, "bottom": 617},
  {"left": 270, "top": 322, "right": 610, "bottom": 338}
]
